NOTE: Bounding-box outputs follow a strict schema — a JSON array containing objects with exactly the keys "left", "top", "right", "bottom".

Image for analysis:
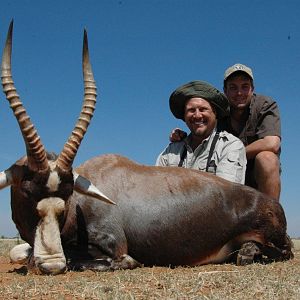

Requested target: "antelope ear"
[
  {"left": 73, "top": 172, "right": 116, "bottom": 205},
  {"left": 0, "top": 170, "right": 12, "bottom": 189}
]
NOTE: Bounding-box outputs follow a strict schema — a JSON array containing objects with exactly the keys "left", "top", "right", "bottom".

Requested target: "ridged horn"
[
  {"left": 56, "top": 29, "right": 97, "bottom": 171},
  {"left": 1, "top": 20, "right": 49, "bottom": 172}
]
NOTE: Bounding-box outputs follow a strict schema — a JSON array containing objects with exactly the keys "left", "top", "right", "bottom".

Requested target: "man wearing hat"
[
  {"left": 169, "top": 64, "right": 281, "bottom": 201},
  {"left": 156, "top": 80, "right": 247, "bottom": 184},
  {"left": 223, "top": 63, "right": 281, "bottom": 200}
]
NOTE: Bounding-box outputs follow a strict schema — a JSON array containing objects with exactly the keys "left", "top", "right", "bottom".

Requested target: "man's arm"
[
  {"left": 245, "top": 136, "right": 281, "bottom": 160},
  {"left": 248, "top": 97, "right": 281, "bottom": 159},
  {"left": 155, "top": 152, "right": 168, "bottom": 166},
  {"left": 156, "top": 142, "right": 187, "bottom": 167},
  {"left": 155, "top": 143, "right": 177, "bottom": 166}
]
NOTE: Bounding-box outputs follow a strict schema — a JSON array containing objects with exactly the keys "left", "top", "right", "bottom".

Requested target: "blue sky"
[{"left": 0, "top": 0, "right": 299, "bottom": 238}]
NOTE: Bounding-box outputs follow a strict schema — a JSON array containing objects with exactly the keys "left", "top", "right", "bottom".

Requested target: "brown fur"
[
  {"left": 6, "top": 153, "right": 293, "bottom": 273},
  {"left": 62, "top": 154, "right": 292, "bottom": 267}
]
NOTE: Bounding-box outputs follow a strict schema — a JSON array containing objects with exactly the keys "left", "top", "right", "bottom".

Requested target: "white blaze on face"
[
  {"left": 32, "top": 197, "right": 67, "bottom": 275},
  {"left": 46, "top": 171, "right": 61, "bottom": 192},
  {"left": 46, "top": 162, "right": 61, "bottom": 192}
]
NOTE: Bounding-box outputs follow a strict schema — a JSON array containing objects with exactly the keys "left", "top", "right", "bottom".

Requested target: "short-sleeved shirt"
[
  {"left": 221, "top": 94, "right": 281, "bottom": 187},
  {"left": 156, "top": 127, "right": 247, "bottom": 184},
  {"left": 222, "top": 94, "right": 281, "bottom": 146}
]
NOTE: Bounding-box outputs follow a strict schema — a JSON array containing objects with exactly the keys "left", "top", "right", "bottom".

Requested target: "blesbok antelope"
[{"left": 0, "top": 22, "right": 293, "bottom": 275}]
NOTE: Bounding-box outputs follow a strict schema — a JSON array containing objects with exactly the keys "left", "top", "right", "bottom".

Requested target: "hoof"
[{"left": 237, "top": 242, "right": 261, "bottom": 266}]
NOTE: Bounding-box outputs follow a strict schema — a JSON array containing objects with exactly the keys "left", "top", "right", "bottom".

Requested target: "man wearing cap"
[
  {"left": 223, "top": 63, "right": 281, "bottom": 200},
  {"left": 156, "top": 80, "right": 247, "bottom": 184}
]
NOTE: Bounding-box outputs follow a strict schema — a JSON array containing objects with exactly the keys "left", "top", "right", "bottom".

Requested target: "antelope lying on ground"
[{"left": 0, "top": 22, "right": 293, "bottom": 275}]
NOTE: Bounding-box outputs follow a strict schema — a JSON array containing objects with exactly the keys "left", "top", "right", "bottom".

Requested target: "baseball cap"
[{"left": 224, "top": 63, "right": 254, "bottom": 81}]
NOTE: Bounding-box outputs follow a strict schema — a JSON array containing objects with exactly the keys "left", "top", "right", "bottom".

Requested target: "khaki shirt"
[
  {"left": 223, "top": 94, "right": 281, "bottom": 146},
  {"left": 156, "top": 127, "right": 247, "bottom": 184},
  {"left": 221, "top": 94, "right": 281, "bottom": 187}
]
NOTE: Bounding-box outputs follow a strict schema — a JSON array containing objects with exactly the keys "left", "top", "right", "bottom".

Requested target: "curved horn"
[
  {"left": 56, "top": 29, "right": 97, "bottom": 171},
  {"left": 1, "top": 20, "right": 48, "bottom": 172}
]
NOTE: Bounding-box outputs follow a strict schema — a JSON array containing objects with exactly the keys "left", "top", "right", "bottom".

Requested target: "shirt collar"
[
  {"left": 248, "top": 93, "right": 256, "bottom": 115},
  {"left": 184, "top": 126, "right": 218, "bottom": 151}
]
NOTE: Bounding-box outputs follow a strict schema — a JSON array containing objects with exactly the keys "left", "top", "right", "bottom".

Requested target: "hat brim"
[{"left": 169, "top": 81, "right": 229, "bottom": 120}]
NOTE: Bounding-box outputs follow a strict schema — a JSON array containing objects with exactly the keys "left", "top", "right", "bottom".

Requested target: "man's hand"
[{"left": 169, "top": 128, "right": 187, "bottom": 142}]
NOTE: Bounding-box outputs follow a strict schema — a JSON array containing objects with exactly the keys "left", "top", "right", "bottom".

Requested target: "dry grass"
[
  {"left": 0, "top": 239, "right": 299, "bottom": 299},
  {"left": 0, "top": 238, "right": 23, "bottom": 257}
]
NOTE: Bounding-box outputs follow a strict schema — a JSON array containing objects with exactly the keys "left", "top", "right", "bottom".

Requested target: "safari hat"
[
  {"left": 169, "top": 80, "right": 229, "bottom": 121},
  {"left": 224, "top": 63, "right": 254, "bottom": 81}
]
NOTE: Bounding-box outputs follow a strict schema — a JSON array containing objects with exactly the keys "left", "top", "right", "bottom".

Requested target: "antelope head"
[{"left": 0, "top": 21, "right": 114, "bottom": 275}]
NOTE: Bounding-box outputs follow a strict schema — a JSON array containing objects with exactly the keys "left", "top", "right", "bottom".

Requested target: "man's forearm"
[{"left": 246, "top": 136, "right": 281, "bottom": 159}]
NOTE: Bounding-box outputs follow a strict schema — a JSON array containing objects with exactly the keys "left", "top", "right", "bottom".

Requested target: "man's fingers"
[{"left": 169, "top": 128, "right": 186, "bottom": 142}]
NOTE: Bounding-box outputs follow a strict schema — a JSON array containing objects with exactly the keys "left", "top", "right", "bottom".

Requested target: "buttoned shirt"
[
  {"left": 222, "top": 93, "right": 281, "bottom": 178},
  {"left": 223, "top": 94, "right": 281, "bottom": 146},
  {"left": 156, "top": 127, "right": 247, "bottom": 184}
]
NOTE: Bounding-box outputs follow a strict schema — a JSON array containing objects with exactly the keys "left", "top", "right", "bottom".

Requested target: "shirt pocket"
[{"left": 227, "top": 151, "right": 242, "bottom": 166}]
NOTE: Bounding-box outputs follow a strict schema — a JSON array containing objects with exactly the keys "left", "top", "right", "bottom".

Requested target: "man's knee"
[
  {"left": 255, "top": 151, "right": 280, "bottom": 174},
  {"left": 253, "top": 151, "right": 281, "bottom": 201}
]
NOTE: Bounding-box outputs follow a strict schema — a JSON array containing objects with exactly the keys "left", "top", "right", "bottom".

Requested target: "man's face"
[
  {"left": 224, "top": 74, "right": 254, "bottom": 110},
  {"left": 184, "top": 98, "right": 217, "bottom": 139}
]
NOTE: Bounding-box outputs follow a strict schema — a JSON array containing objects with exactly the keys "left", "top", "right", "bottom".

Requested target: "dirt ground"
[
  {"left": 0, "top": 249, "right": 300, "bottom": 300},
  {"left": 0, "top": 239, "right": 299, "bottom": 299},
  {"left": 0, "top": 249, "right": 299, "bottom": 284}
]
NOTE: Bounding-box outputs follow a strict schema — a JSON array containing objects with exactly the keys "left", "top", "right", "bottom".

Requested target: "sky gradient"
[{"left": 0, "top": 0, "right": 300, "bottom": 237}]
